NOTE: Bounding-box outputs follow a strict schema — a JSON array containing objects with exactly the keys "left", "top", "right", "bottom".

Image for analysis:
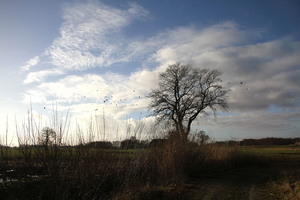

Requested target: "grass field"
[
  {"left": 239, "top": 145, "right": 300, "bottom": 155},
  {"left": 0, "top": 143, "right": 299, "bottom": 199},
  {"left": 250, "top": 145, "right": 300, "bottom": 200}
]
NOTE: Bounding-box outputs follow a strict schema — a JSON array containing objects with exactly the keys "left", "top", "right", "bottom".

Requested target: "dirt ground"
[
  {"left": 136, "top": 166, "right": 281, "bottom": 200},
  {"left": 179, "top": 167, "right": 280, "bottom": 200}
]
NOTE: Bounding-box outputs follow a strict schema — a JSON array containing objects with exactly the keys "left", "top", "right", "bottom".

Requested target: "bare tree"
[
  {"left": 196, "top": 130, "right": 210, "bottom": 145},
  {"left": 39, "top": 127, "right": 56, "bottom": 148},
  {"left": 148, "top": 62, "right": 229, "bottom": 143}
]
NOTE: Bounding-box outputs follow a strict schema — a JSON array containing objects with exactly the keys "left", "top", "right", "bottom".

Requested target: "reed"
[{"left": 0, "top": 106, "right": 273, "bottom": 200}]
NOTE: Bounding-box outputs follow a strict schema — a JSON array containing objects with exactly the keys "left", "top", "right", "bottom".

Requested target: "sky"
[{"left": 0, "top": 0, "right": 300, "bottom": 145}]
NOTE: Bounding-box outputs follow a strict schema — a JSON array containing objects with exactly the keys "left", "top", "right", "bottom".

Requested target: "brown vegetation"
[
  {"left": 0, "top": 135, "right": 274, "bottom": 200},
  {"left": 0, "top": 110, "right": 298, "bottom": 199}
]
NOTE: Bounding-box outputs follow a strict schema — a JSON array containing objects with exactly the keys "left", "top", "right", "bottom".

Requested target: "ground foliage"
[{"left": 2, "top": 139, "right": 297, "bottom": 199}]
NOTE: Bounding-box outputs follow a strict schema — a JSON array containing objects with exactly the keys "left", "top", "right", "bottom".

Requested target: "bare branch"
[{"left": 148, "top": 62, "right": 229, "bottom": 142}]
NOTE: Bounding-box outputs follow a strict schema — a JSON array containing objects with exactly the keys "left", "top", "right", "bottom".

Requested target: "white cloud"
[
  {"left": 198, "top": 111, "right": 300, "bottom": 132},
  {"left": 22, "top": 90, "right": 47, "bottom": 104},
  {"left": 127, "top": 2, "right": 150, "bottom": 19},
  {"left": 23, "top": 69, "right": 64, "bottom": 84},
  {"left": 20, "top": 56, "right": 39, "bottom": 73},
  {"left": 22, "top": 1, "right": 190, "bottom": 83},
  {"left": 150, "top": 31, "right": 300, "bottom": 112},
  {"left": 23, "top": 20, "right": 300, "bottom": 130},
  {"left": 43, "top": 1, "right": 150, "bottom": 73},
  {"left": 153, "top": 22, "right": 247, "bottom": 64},
  {"left": 25, "top": 71, "right": 154, "bottom": 119}
]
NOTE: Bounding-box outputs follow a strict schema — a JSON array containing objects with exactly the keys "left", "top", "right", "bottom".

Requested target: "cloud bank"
[
  {"left": 20, "top": 56, "right": 40, "bottom": 73},
  {"left": 21, "top": 1, "right": 300, "bottom": 139}
]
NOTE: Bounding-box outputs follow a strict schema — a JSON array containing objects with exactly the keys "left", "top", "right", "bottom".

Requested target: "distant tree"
[
  {"left": 148, "top": 62, "right": 229, "bottom": 143},
  {"left": 112, "top": 141, "right": 121, "bottom": 148},
  {"left": 149, "top": 139, "right": 167, "bottom": 148},
  {"left": 196, "top": 130, "right": 210, "bottom": 145},
  {"left": 39, "top": 127, "right": 56, "bottom": 148},
  {"left": 121, "top": 137, "right": 138, "bottom": 149},
  {"left": 130, "top": 136, "right": 137, "bottom": 142},
  {"left": 139, "top": 140, "right": 150, "bottom": 148},
  {"left": 88, "top": 141, "right": 113, "bottom": 149}
]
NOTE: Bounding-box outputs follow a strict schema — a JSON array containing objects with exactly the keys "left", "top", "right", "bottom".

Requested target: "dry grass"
[
  {"left": 0, "top": 108, "right": 275, "bottom": 199},
  {"left": 0, "top": 138, "right": 272, "bottom": 199},
  {"left": 267, "top": 159, "right": 300, "bottom": 200},
  {"left": 269, "top": 177, "right": 300, "bottom": 199}
]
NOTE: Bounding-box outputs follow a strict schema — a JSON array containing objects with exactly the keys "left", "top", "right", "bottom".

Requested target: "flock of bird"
[
  {"left": 43, "top": 80, "right": 248, "bottom": 110},
  {"left": 221, "top": 80, "right": 249, "bottom": 91}
]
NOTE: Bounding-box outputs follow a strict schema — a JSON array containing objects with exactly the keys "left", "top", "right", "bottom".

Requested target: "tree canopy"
[{"left": 148, "top": 62, "right": 229, "bottom": 142}]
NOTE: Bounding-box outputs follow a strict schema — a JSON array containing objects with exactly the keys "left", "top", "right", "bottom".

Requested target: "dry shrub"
[
  {"left": 184, "top": 143, "right": 269, "bottom": 178},
  {"left": 269, "top": 174, "right": 300, "bottom": 200},
  {"left": 142, "top": 142, "right": 186, "bottom": 184},
  {"left": 267, "top": 161, "right": 300, "bottom": 200}
]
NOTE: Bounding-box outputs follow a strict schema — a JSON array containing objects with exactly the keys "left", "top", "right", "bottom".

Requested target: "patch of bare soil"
[{"left": 179, "top": 167, "right": 280, "bottom": 200}]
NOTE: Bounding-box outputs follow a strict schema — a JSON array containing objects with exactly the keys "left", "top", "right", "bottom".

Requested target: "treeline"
[
  {"left": 16, "top": 139, "right": 150, "bottom": 150},
  {"left": 15, "top": 137, "right": 172, "bottom": 149},
  {"left": 11, "top": 137, "right": 300, "bottom": 149},
  {"left": 240, "top": 137, "right": 300, "bottom": 146},
  {"left": 83, "top": 138, "right": 169, "bottom": 149},
  {"left": 83, "top": 139, "right": 150, "bottom": 149}
]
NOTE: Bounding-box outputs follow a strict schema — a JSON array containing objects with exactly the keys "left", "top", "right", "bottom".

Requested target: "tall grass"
[{"left": 0, "top": 107, "right": 271, "bottom": 200}]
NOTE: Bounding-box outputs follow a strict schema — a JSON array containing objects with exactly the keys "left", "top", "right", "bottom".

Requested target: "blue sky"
[{"left": 1, "top": 0, "right": 300, "bottom": 145}]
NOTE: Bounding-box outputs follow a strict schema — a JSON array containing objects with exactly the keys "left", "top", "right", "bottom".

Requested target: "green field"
[{"left": 238, "top": 145, "right": 300, "bottom": 160}]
